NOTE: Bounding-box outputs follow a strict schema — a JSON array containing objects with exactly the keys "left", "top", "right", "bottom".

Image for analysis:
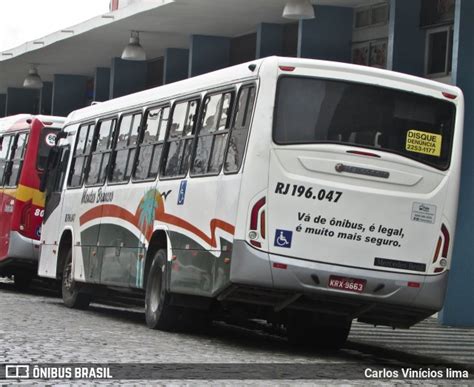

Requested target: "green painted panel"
[
  {"left": 168, "top": 231, "right": 233, "bottom": 297},
  {"left": 80, "top": 224, "right": 142, "bottom": 287}
]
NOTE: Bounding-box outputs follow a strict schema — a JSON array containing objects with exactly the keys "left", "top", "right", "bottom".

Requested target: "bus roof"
[
  {"left": 66, "top": 56, "right": 462, "bottom": 125},
  {"left": 0, "top": 114, "right": 65, "bottom": 134}
]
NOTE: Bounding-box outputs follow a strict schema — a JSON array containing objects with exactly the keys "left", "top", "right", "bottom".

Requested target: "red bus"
[{"left": 0, "top": 115, "right": 64, "bottom": 289}]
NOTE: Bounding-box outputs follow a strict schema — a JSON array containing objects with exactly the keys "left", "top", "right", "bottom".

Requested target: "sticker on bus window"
[
  {"left": 177, "top": 180, "right": 187, "bottom": 205},
  {"left": 405, "top": 130, "right": 442, "bottom": 157},
  {"left": 45, "top": 133, "right": 57, "bottom": 147}
]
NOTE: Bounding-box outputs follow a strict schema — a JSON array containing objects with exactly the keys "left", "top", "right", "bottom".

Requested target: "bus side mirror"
[{"left": 39, "top": 147, "right": 60, "bottom": 193}]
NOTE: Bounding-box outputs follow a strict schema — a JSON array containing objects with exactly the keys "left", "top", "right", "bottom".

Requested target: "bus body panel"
[
  {"left": 64, "top": 174, "right": 239, "bottom": 296},
  {"left": 39, "top": 66, "right": 259, "bottom": 295},
  {"left": 261, "top": 60, "right": 462, "bottom": 277},
  {"left": 266, "top": 147, "right": 450, "bottom": 274},
  {"left": 0, "top": 115, "right": 64, "bottom": 277},
  {"left": 230, "top": 57, "right": 463, "bottom": 327},
  {"left": 37, "top": 57, "right": 463, "bottom": 330}
]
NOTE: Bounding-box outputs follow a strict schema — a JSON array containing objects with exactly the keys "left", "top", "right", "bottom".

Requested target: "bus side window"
[
  {"left": 191, "top": 91, "right": 234, "bottom": 176},
  {"left": 85, "top": 118, "right": 116, "bottom": 186},
  {"left": 224, "top": 85, "right": 256, "bottom": 174},
  {"left": 0, "top": 135, "right": 13, "bottom": 186},
  {"left": 134, "top": 105, "right": 169, "bottom": 181},
  {"left": 109, "top": 112, "right": 142, "bottom": 183},
  {"left": 4, "top": 133, "right": 28, "bottom": 187},
  {"left": 68, "top": 123, "right": 95, "bottom": 188},
  {"left": 162, "top": 99, "right": 199, "bottom": 178}
]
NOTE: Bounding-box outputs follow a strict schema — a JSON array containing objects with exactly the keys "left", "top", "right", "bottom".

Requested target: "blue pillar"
[
  {"left": 5, "top": 88, "right": 39, "bottom": 115},
  {"left": 94, "top": 67, "right": 110, "bottom": 102},
  {"left": 147, "top": 58, "right": 164, "bottom": 88},
  {"left": 0, "top": 94, "right": 5, "bottom": 117},
  {"left": 387, "top": 0, "right": 424, "bottom": 76},
  {"left": 298, "top": 6, "right": 352, "bottom": 62},
  {"left": 51, "top": 74, "right": 88, "bottom": 117},
  {"left": 163, "top": 48, "right": 189, "bottom": 84},
  {"left": 439, "top": 0, "right": 474, "bottom": 327},
  {"left": 189, "top": 35, "right": 231, "bottom": 77},
  {"left": 39, "top": 81, "right": 52, "bottom": 115},
  {"left": 109, "top": 58, "right": 147, "bottom": 99},
  {"left": 230, "top": 33, "right": 257, "bottom": 65},
  {"left": 257, "top": 23, "right": 284, "bottom": 59}
]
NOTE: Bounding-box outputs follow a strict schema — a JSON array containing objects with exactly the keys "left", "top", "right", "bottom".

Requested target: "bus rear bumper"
[
  {"left": 228, "top": 240, "right": 447, "bottom": 328},
  {"left": 7, "top": 231, "right": 40, "bottom": 262},
  {"left": 0, "top": 232, "right": 39, "bottom": 276}
]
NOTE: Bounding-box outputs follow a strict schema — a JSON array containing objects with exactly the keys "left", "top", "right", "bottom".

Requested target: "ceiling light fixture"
[
  {"left": 23, "top": 66, "right": 43, "bottom": 89},
  {"left": 282, "top": 0, "right": 315, "bottom": 20},
  {"left": 121, "top": 31, "right": 146, "bottom": 61}
]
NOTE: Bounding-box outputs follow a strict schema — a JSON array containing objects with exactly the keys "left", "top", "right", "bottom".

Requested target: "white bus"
[{"left": 38, "top": 57, "right": 463, "bottom": 349}]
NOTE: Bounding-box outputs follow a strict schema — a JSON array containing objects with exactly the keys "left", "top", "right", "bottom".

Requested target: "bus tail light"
[
  {"left": 260, "top": 210, "right": 266, "bottom": 239},
  {"left": 432, "top": 236, "right": 442, "bottom": 263},
  {"left": 440, "top": 224, "right": 450, "bottom": 258},
  {"left": 20, "top": 200, "right": 32, "bottom": 235},
  {"left": 249, "top": 197, "right": 266, "bottom": 248},
  {"left": 433, "top": 224, "right": 450, "bottom": 272},
  {"left": 250, "top": 197, "right": 265, "bottom": 231},
  {"left": 442, "top": 92, "right": 457, "bottom": 100},
  {"left": 346, "top": 150, "right": 381, "bottom": 158}
]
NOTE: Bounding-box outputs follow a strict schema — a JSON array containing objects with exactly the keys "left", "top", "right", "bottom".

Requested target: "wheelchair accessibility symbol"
[{"left": 274, "top": 229, "right": 293, "bottom": 248}]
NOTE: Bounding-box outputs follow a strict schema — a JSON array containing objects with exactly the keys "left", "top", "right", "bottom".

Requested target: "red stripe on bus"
[
  {"left": 79, "top": 204, "right": 235, "bottom": 248},
  {"left": 79, "top": 205, "right": 138, "bottom": 228}
]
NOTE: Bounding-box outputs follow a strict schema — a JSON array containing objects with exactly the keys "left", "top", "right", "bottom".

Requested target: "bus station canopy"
[{"left": 0, "top": 0, "right": 366, "bottom": 93}]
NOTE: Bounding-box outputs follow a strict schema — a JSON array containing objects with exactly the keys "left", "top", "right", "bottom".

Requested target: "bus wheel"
[
  {"left": 287, "top": 312, "right": 351, "bottom": 351},
  {"left": 61, "top": 249, "right": 90, "bottom": 309},
  {"left": 13, "top": 272, "right": 33, "bottom": 291},
  {"left": 310, "top": 319, "right": 352, "bottom": 350},
  {"left": 145, "top": 249, "right": 180, "bottom": 330}
]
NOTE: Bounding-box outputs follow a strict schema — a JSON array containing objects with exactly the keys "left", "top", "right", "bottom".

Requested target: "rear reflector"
[
  {"left": 279, "top": 66, "right": 295, "bottom": 72},
  {"left": 408, "top": 282, "right": 421, "bottom": 288},
  {"left": 440, "top": 224, "right": 450, "bottom": 258},
  {"left": 273, "top": 262, "right": 288, "bottom": 269},
  {"left": 250, "top": 240, "right": 261, "bottom": 248},
  {"left": 434, "top": 267, "right": 444, "bottom": 273},
  {"left": 442, "top": 92, "right": 457, "bottom": 100}
]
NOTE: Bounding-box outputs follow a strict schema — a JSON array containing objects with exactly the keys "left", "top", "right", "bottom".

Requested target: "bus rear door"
[{"left": 266, "top": 75, "right": 457, "bottom": 299}]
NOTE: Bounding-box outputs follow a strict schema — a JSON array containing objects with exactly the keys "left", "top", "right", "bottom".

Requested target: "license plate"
[{"left": 328, "top": 275, "right": 366, "bottom": 293}]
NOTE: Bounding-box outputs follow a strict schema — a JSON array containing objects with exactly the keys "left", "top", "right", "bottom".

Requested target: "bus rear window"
[{"left": 274, "top": 76, "right": 456, "bottom": 170}]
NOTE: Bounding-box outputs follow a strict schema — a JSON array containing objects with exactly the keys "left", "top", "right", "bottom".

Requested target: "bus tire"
[
  {"left": 310, "top": 320, "right": 352, "bottom": 351},
  {"left": 145, "top": 249, "right": 180, "bottom": 330},
  {"left": 287, "top": 312, "right": 351, "bottom": 351},
  {"left": 61, "top": 249, "right": 90, "bottom": 310},
  {"left": 13, "top": 272, "right": 33, "bottom": 291}
]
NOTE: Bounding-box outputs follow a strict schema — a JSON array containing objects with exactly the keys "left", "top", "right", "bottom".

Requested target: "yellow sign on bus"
[{"left": 405, "top": 129, "right": 442, "bottom": 157}]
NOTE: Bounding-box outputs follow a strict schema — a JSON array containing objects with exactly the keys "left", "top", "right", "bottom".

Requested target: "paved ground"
[{"left": 0, "top": 278, "right": 473, "bottom": 385}]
